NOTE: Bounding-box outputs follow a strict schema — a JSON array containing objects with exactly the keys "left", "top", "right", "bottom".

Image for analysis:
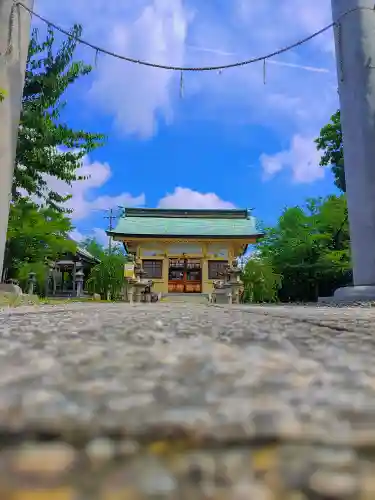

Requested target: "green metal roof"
[
  {"left": 67, "top": 236, "right": 101, "bottom": 263},
  {"left": 109, "top": 208, "right": 261, "bottom": 238},
  {"left": 76, "top": 246, "right": 101, "bottom": 263}
]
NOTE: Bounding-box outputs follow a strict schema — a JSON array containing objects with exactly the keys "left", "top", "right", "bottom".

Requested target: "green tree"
[
  {"left": 14, "top": 25, "right": 105, "bottom": 210},
  {"left": 0, "top": 88, "right": 6, "bottom": 102},
  {"left": 81, "top": 237, "right": 106, "bottom": 260},
  {"left": 5, "top": 198, "right": 76, "bottom": 289},
  {"left": 86, "top": 251, "right": 128, "bottom": 300},
  {"left": 258, "top": 195, "right": 351, "bottom": 302},
  {"left": 81, "top": 237, "right": 127, "bottom": 260},
  {"left": 242, "top": 257, "right": 282, "bottom": 303},
  {"left": 81, "top": 237, "right": 129, "bottom": 299},
  {"left": 315, "top": 110, "right": 345, "bottom": 192}
]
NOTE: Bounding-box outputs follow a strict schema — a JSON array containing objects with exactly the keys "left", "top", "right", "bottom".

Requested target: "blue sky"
[{"left": 35, "top": 0, "right": 340, "bottom": 246}]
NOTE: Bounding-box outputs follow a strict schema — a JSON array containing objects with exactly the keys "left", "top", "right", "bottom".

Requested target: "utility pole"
[
  {"left": 0, "top": 0, "right": 34, "bottom": 282},
  {"left": 104, "top": 208, "right": 117, "bottom": 301},
  {"left": 104, "top": 208, "right": 116, "bottom": 254},
  {"left": 331, "top": 0, "right": 375, "bottom": 300}
]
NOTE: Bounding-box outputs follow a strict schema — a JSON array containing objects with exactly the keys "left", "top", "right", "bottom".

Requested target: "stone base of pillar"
[
  {"left": 0, "top": 283, "right": 22, "bottom": 295},
  {"left": 319, "top": 285, "right": 375, "bottom": 304}
]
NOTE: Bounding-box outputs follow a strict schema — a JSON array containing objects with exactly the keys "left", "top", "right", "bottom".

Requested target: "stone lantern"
[
  {"left": 132, "top": 259, "right": 153, "bottom": 303},
  {"left": 211, "top": 260, "right": 243, "bottom": 305},
  {"left": 211, "top": 267, "right": 232, "bottom": 304},
  {"left": 74, "top": 262, "right": 85, "bottom": 298},
  {"left": 27, "top": 271, "right": 36, "bottom": 295},
  {"left": 134, "top": 259, "right": 147, "bottom": 282},
  {"left": 75, "top": 270, "right": 85, "bottom": 297},
  {"left": 226, "top": 259, "right": 243, "bottom": 304}
]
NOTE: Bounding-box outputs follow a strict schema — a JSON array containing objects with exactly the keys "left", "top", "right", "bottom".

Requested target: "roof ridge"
[{"left": 124, "top": 208, "right": 251, "bottom": 219}]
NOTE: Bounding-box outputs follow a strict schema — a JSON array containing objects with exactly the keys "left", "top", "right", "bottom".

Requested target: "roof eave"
[
  {"left": 76, "top": 248, "right": 101, "bottom": 264},
  {"left": 107, "top": 231, "right": 264, "bottom": 240}
]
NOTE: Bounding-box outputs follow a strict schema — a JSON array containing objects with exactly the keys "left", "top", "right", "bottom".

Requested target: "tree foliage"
[
  {"left": 242, "top": 258, "right": 282, "bottom": 303},
  {"left": 81, "top": 237, "right": 106, "bottom": 260},
  {"left": 257, "top": 195, "right": 351, "bottom": 302},
  {"left": 14, "top": 25, "right": 105, "bottom": 210},
  {"left": 315, "top": 110, "right": 345, "bottom": 192},
  {"left": 81, "top": 239, "right": 129, "bottom": 300},
  {"left": 5, "top": 198, "right": 76, "bottom": 288}
]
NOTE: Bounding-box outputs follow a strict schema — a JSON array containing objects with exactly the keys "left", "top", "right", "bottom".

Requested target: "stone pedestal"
[
  {"left": 126, "top": 282, "right": 135, "bottom": 304},
  {"left": 212, "top": 280, "right": 232, "bottom": 304},
  {"left": 0, "top": 282, "right": 22, "bottom": 296},
  {"left": 143, "top": 283, "right": 153, "bottom": 303},
  {"left": 319, "top": 285, "right": 375, "bottom": 303},
  {"left": 124, "top": 279, "right": 153, "bottom": 304},
  {"left": 133, "top": 282, "right": 145, "bottom": 303}
]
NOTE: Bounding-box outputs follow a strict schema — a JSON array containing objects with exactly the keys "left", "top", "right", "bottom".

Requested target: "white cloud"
[
  {"left": 35, "top": 0, "right": 337, "bottom": 139},
  {"left": 260, "top": 135, "right": 324, "bottom": 184},
  {"left": 28, "top": 154, "right": 145, "bottom": 219},
  {"left": 91, "top": 227, "right": 110, "bottom": 246},
  {"left": 69, "top": 228, "right": 85, "bottom": 243},
  {"left": 54, "top": 156, "right": 144, "bottom": 219},
  {"left": 235, "top": 0, "right": 333, "bottom": 52},
  {"left": 70, "top": 227, "right": 122, "bottom": 250},
  {"left": 87, "top": 0, "right": 190, "bottom": 137},
  {"left": 157, "top": 187, "right": 236, "bottom": 209},
  {"left": 37, "top": 0, "right": 191, "bottom": 138}
]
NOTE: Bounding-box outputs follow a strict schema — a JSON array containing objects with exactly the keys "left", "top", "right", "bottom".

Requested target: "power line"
[{"left": 13, "top": 1, "right": 375, "bottom": 73}]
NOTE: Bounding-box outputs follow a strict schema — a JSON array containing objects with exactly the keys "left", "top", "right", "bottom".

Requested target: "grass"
[
  {"left": 0, "top": 292, "right": 40, "bottom": 308},
  {"left": 40, "top": 297, "right": 112, "bottom": 305},
  {"left": 0, "top": 293, "right": 114, "bottom": 308}
]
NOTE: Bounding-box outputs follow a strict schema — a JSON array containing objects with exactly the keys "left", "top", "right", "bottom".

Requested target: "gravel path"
[{"left": 1, "top": 302, "right": 375, "bottom": 499}]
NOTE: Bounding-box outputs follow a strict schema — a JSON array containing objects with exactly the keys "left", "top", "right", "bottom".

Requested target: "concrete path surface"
[{"left": 0, "top": 302, "right": 375, "bottom": 499}]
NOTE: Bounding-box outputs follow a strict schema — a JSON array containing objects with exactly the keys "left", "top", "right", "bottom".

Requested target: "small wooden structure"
[{"left": 46, "top": 246, "right": 100, "bottom": 298}]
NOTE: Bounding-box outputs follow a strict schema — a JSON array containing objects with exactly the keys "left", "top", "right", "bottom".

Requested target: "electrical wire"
[{"left": 14, "top": 2, "right": 375, "bottom": 72}]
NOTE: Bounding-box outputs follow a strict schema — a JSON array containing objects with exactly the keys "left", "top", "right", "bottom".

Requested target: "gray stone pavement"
[{"left": 1, "top": 302, "right": 375, "bottom": 499}]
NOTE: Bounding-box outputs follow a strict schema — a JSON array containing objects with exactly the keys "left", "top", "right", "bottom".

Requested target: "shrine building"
[{"left": 108, "top": 207, "right": 263, "bottom": 295}]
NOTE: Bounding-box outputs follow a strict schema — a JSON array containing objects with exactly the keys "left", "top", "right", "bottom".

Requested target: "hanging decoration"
[{"left": 179, "top": 70, "right": 184, "bottom": 99}]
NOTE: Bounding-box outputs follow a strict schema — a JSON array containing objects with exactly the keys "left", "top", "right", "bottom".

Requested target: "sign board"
[
  {"left": 207, "top": 245, "right": 229, "bottom": 258},
  {"left": 141, "top": 244, "right": 164, "bottom": 257},
  {"left": 142, "top": 249, "right": 162, "bottom": 256},
  {"left": 124, "top": 263, "right": 135, "bottom": 279},
  {"left": 167, "top": 244, "right": 202, "bottom": 255}
]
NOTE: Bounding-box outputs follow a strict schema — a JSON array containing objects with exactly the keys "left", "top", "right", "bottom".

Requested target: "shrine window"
[
  {"left": 142, "top": 259, "right": 163, "bottom": 279},
  {"left": 208, "top": 260, "right": 228, "bottom": 280}
]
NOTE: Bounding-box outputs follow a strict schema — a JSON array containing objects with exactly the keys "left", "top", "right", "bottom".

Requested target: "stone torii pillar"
[
  {"left": 0, "top": 0, "right": 34, "bottom": 281},
  {"left": 331, "top": 0, "right": 375, "bottom": 300}
]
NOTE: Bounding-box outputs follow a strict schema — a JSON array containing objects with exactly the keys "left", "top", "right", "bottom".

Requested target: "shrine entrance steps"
[{"left": 161, "top": 293, "right": 209, "bottom": 304}]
